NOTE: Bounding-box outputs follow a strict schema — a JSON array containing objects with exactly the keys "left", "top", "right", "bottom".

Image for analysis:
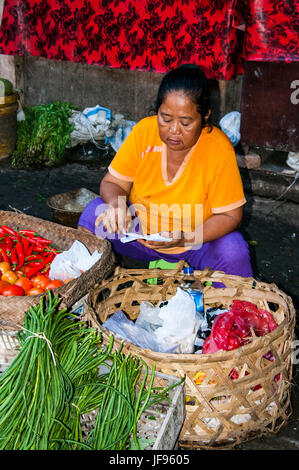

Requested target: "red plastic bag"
[{"left": 202, "top": 300, "right": 277, "bottom": 354}]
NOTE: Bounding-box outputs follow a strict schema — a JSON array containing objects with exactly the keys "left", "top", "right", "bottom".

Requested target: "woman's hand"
[
  {"left": 95, "top": 203, "right": 132, "bottom": 234},
  {"left": 96, "top": 171, "right": 133, "bottom": 234},
  {"left": 137, "top": 230, "right": 197, "bottom": 250}
]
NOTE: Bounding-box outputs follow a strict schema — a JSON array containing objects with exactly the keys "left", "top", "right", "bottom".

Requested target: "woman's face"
[{"left": 157, "top": 90, "right": 204, "bottom": 154}]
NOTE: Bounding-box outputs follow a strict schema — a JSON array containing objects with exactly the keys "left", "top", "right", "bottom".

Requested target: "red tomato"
[
  {"left": 46, "top": 279, "right": 64, "bottom": 290},
  {"left": 0, "top": 262, "right": 11, "bottom": 276},
  {"left": 31, "top": 275, "right": 50, "bottom": 290},
  {"left": 26, "top": 287, "right": 45, "bottom": 296},
  {"left": 15, "top": 270, "right": 24, "bottom": 279},
  {"left": 1, "top": 284, "right": 25, "bottom": 296},
  {"left": 15, "top": 276, "right": 33, "bottom": 292},
  {"left": 1, "top": 270, "right": 18, "bottom": 285},
  {"left": 0, "top": 280, "right": 10, "bottom": 294}
]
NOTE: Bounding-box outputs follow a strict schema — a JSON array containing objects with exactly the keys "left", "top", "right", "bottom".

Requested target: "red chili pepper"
[
  {"left": 10, "top": 247, "right": 18, "bottom": 270},
  {"left": 2, "top": 236, "right": 13, "bottom": 250},
  {"left": 25, "top": 254, "right": 53, "bottom": 278},
  {"left": 0, "top": 227, "right": 6, "bottom": 236},
  {"left": 21, "top": 237, "right": 30, "bottom": 256},
  {"left": 25, "top": 254, "right": 44, "bottom": 262},
  {"left": 44, "top": 244, "right": 62, "bottom": 254},
  {"left": 0, "top": 248, "right": 10, "bottom": 263},
  {"left": 15, "top": 242, "right": 24, "bottom": 269},
  {"left": 27, "top": 236, "right": 53, "bottom": 245},
  {"left": 30, "top": 245, "right": 45, "bottom": 252},
  {"left": 19, "top": 230, "right": 39, "bottom": 236},
  {"left": 42, "top": 265, "right": 51, "bottom": 275},
  {"left": 25, "top": 261, "right": 44, "bottom": 267},
  {"left": 0, "top": 226, "right": 21, "bottom": 240},
  {"left": 25, "top": 244, "right": 34, "bottom": 257}
]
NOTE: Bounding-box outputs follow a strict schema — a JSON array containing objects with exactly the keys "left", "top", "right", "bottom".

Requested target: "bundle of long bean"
[
  {"left": 0, "top": 292, "right": 113, "bottom": 450},
  {"left": 89, "top": 348, "right": 181, "bottom": 451},
  {"left": 0, "top": 292, "right": 183, "bottom": 450}
]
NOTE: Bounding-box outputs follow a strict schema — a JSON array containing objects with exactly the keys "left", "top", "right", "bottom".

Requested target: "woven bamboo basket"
[
  {"left": 86, "top": 261, "right": 296, "bottom": 449},
  {"left": 0, "top": 210, "right": 116, "bottom": 330}
]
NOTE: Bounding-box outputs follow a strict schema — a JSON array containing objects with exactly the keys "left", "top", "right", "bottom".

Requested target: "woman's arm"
[
  {"left": 195, "top": 206, "right": 243, "bottom": 245},
  {"left": 96, "top": 172, "right": 133, "bottom": 233}
]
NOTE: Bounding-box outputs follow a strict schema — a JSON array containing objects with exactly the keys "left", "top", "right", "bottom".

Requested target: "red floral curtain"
[
  {"left": 0, "top": 0, "right": 240, "bottom": 80},
  {"left": 0, "top": 1, "right": 297, "bottom": 80},
  {"left": 239, "top": 0, "right": 299, "bottom": 62}
]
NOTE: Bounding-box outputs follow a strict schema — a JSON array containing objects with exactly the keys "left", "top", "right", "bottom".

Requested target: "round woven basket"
[
  {"left": 86, "top": 261, "right": 296, "bottom": 449},
  {"left": 0, "top": 210, "right": 116, "bottom": 330}
]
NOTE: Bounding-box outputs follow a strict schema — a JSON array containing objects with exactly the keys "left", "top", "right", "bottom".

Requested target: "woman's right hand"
[
  {"left": 97, "top": 172, "right": 133, "bottom": 233},
  {"left": 95, "top": 203, "right": 132, "bottom": 234}
]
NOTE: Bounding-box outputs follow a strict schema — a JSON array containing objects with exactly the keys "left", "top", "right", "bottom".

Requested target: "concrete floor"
[{"left": 0, "top": 144, "right": 298, "bottom": 450}]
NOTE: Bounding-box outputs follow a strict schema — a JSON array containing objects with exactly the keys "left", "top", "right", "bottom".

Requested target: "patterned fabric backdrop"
[
  {"left": 239, "top": 0, "right": 299, "bottom": 62},
  {"left": 0, "top": 0, "right": 298, "bottom": 79}
]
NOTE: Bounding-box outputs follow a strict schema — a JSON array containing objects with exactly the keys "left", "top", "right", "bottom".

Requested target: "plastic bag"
[
  {"left": 49, "top": 240, "right": 102, "bottom": 281},
  {"left": 138, "top": 287, "right": 199, "bottom": 353},
  {"left": 219, "top": 111, "right": 241, "bottom": 147},
  {"left": 202, "top": 300, "right": 277, "bottom": 354},
  {"left": 103, "top": 310, "right": 180, "bottom": 353},
  {"left": 286, "top": 151, "right": 299, "bottom": 172},
  {"left": 109, "top": 119, "right": 136, "bottom": 152}
]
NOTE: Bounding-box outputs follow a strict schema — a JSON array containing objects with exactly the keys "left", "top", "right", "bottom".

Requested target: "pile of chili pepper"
[{"left": 0, "top": 225, "right": 61, "bottom": 278}]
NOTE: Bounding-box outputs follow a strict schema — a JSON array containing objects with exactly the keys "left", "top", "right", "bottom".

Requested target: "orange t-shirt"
[{"left": 108, "top": 116, "right": 246, "bottom": 254}]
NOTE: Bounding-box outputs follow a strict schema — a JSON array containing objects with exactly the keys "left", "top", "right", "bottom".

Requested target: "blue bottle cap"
[{"left": 183, "top": 266, "right": 194, "bottom": 275}]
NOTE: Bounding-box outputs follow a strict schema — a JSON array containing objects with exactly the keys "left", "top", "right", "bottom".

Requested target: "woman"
[{"left": 78, "top": 64, "right": 253, "bottom": 277}]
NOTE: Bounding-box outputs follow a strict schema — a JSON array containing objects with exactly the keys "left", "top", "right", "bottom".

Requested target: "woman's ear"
[{"left": 204, "top": 109, "right": 211, "bottom": 122}]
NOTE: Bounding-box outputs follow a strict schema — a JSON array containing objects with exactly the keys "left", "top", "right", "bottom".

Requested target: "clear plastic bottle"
[{"left": 181, "top": 266, "right": 204, "bottom": 314}]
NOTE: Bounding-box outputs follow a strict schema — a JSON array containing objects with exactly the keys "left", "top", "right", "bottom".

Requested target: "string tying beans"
[{"left": 21, "top": 327, "right": 57, "bottom": 366}]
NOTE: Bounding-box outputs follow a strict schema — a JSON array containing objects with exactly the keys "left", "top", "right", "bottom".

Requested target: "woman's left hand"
[{"left": 137, "top": 231, "right": 195, "bottom": 250}]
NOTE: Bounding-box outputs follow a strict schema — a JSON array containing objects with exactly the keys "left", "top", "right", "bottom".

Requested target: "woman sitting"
[{"left": 78, "top": 64, "right": 253, "bottom": 278}]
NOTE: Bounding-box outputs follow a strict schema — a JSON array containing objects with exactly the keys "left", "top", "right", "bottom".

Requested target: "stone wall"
[{"left": 13, "top": 56, "right": 242, "bottom": 124}]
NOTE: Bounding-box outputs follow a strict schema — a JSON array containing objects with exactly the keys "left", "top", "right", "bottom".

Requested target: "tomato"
[
  {"left": 0, "top": 280, "right": 10, "bottom": 294},
  {"left": 26, "top": 287, "right": 45, "bottom": 296},
  {"left": 15, "top": 270, "right": 24, "bottom": 279},
  {"left": 1, "top": 270, "right": 18, "bottom": 285},
  {"left": 0, "top": 261, "right": 11, "bottom": 276},
  {"left": 15, "top": 276, "right": 33, "bottom": 292},
  {"left": 31, "top": 275, "right": 50, "bottom": 290},
  {"left": 1, "top": 284, "right": 25, "bottom": 296},
  {"left": 46, "top": 279, "right": 64, "bottom": 290}
]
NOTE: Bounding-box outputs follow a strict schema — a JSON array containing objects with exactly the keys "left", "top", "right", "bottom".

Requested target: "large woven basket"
[
  {"left": 86, "top": 262, "right": 296, "bottom": 449},
  {"left": 0, "top": 210, "right": 116, "bottom": 330}
]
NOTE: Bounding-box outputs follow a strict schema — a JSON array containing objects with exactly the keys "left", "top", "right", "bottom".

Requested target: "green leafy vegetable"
[{"left": 12, "top": 101, "right": 74, "bottom": 168}]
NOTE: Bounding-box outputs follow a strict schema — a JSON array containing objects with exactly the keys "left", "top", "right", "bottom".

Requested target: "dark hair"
[{"left": 154, "top": 64, "right": 211, "bottom": 125}]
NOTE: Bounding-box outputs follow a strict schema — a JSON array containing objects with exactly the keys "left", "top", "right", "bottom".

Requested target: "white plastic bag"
[
  {"left": 286, "top": 152, "right": 299, "bottom": 172},
  {"left": 103, "top": 310, "right": 179, "bottom": 353},
  {"left": 137, "top": 287, "right": 199, "bottom": 354},
  {"left": 219, "top": 111, "right": 241, "bottom": 147},
  {"left": 49, "top": 240, "right": 102, "bottom": 281}
]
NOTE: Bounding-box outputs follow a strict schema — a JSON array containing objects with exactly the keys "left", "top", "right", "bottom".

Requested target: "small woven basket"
[
  {"left": 0, "top": 210, "right": 116, "bottom": 330},
  {"left": 86, "top": 261, "right": 296, "bottom": 449}
]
